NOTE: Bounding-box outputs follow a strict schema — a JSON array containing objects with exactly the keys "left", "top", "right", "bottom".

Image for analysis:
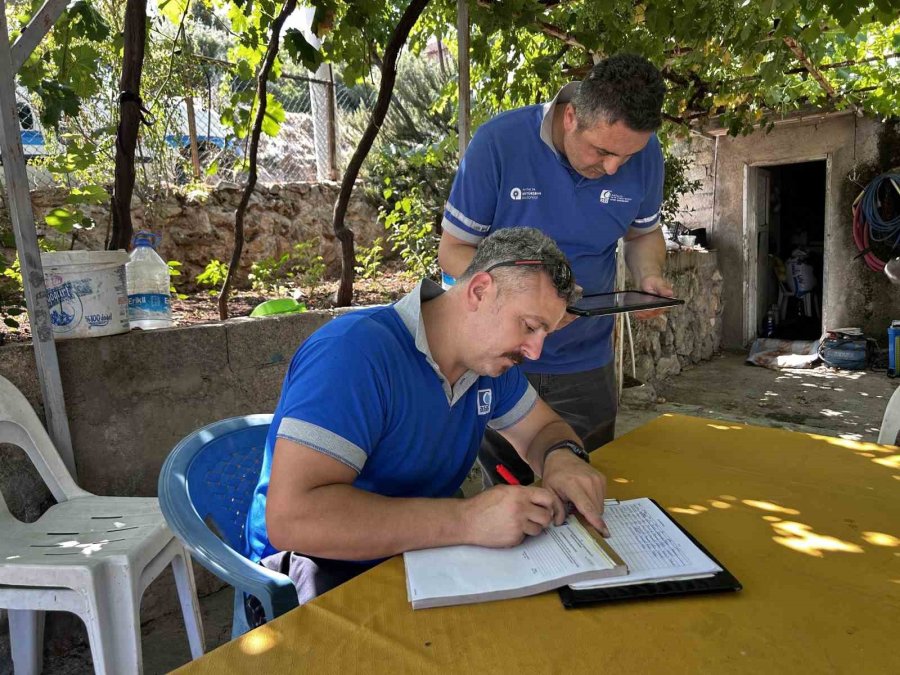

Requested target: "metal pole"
[
  {"left": 325, "top": 65, "right": 338, "bottom": 181},
  {"left": 0, "top": 0, "right": 76, "bottom": 477},
  {"left": 457, "top": 0, "right": 471, "bottom": 158}
]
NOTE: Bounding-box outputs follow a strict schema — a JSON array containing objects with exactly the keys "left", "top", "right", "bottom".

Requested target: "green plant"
[
  {"left": 1, "top": 239, "right": 56, "bottom": 331},
  {"left": 166, "top": 260, "right": 188, "bottom": 300},
  {"left": 354, "top": 237, "right": 385, "bottom": 280},
  {"left": 195, "top": 259, "right": 229, "bottom": 296},
  {"left": 661, "top": 153, "right": 703, "bottom": 229},
  {"left": 248, "top": 240, "right": 326, "bottom": 294}
]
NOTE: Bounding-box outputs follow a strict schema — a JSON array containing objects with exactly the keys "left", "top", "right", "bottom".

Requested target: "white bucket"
[{"left": 41, "top": 250, "right": 130, "bottom": 340}]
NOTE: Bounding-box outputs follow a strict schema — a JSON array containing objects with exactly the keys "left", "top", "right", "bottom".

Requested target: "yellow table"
[{"left": 177, "top": 415, "right": 900, "bottom": 674}]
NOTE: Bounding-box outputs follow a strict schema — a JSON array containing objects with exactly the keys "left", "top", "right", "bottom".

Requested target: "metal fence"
[{"left": 12, "top": 58, "right": 373, "bottom": 193}]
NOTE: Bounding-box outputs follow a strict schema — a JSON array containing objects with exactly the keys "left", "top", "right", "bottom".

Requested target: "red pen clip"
[{"left": 495, "top": 464, "right": 521, "bottom": 485}]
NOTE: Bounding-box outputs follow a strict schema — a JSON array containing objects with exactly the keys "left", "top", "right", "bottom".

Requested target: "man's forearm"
[
  {"left": 623, "top": 228, "right": 666, "bottom": 284},
  {"left": 267, "top": 484, "right": 468, "bottom": 561},
  {"left": 437, "top": 234, "right": 478, "bottom": 278},
  {"left": 523, "top": 419, "right": 582, "bottom": 477}
]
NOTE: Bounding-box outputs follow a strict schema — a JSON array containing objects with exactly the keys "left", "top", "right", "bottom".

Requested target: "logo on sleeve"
[{"left": 477, "top": 389, "right": 492, "bottom": 415}]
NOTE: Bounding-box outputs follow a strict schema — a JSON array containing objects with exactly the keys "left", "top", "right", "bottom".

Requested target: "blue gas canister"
[{"left": 889, "top": 321, "right": 900, "bottom": 377}]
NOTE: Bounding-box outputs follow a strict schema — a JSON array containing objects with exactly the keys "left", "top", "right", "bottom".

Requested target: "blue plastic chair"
[{"left": 158, "top": 415, "right": 299, "bottom": 638}]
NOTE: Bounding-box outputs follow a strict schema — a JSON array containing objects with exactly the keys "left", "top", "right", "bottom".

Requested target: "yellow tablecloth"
[{"left": 176, "top": 414, "right": 900, "bottom": 674}]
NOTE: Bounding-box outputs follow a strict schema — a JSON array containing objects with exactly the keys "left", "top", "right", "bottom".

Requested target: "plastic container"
[
  {"left": 889, "top": 320, "right": 900, "bottom": 377},
  {"left": 126, "top": 231, "right": 173, "bottom": 330},
  {"left": 41, "top": 250, "right": 130, "bottom": 340}
]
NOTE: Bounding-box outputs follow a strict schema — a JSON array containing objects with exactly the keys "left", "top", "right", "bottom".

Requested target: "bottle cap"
[{"left": 132, "top": 230, "right": 160, "bottom": 249}]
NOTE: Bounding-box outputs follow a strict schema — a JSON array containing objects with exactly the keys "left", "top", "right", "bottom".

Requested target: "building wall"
[{"left": 676, "top": 114, "right": 897, "bottom": 347}]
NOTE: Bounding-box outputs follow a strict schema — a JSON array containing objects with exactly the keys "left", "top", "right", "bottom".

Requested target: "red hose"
[{"left": 852, "top": 199, "right": 885, "bottom": 272}]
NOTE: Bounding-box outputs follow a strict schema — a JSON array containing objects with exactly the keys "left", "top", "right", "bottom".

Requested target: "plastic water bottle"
[
  {"left": 126, "top": 231, "right": 173, "bottom": 330},
  {"left": 765, "top": 306, "right": 777, "bottom": 338}
]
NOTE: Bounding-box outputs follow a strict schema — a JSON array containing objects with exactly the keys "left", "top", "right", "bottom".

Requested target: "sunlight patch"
[
  {"left": 771, "top": 521, "right": 864, "bottom": 557},
  {"left": 861, "top": 532, "right": 900, "bottom": 547},
  {"left": 743, "top": 499, "right": 800, "bottom": 515}
]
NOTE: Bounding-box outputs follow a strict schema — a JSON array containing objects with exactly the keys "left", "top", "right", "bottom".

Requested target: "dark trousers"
[{"left": 478, "top": 361, "right": 618, "bottom": 487}]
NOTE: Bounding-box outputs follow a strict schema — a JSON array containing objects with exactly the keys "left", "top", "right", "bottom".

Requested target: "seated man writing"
[{"left": 245, "top": 227, "right": 609, "bottom": 604}]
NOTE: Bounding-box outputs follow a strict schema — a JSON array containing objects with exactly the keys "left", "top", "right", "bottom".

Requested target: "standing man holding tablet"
[{"left": 438, "top": 53, "right": 674, "bottom": 485}]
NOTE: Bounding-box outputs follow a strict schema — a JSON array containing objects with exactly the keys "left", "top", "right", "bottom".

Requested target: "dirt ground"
[{"left": 25, "top": 349, "right": 898, "bottom": 674}]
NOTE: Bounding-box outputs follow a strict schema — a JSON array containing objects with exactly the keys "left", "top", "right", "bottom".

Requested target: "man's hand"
[
  {"left": 632, "top": 274, "right": 675, "bottom": 320},
  {"left": 461, "top": 485, "right": 565, "bottom": 547},
  {"left": 541, "top": 451, "right": 609, "bottom": 536}
]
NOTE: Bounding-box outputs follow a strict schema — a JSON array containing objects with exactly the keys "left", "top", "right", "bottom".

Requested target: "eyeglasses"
[{"left": 483, "top": 259, "right": 574, "bottom": 294}]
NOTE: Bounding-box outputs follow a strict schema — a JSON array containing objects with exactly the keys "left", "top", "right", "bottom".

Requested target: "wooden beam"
[
  {"left": 10, "top": 0, "right": 70, "bottom": 72},
  {"left": 782, "top": 36, "right": 837, "bottom": 98},
  {"left": 457, "top": 0, "right": 471, "bottom": 157},
  {"left": 0, "top": 0, "right": 76, "bottom": 477}
]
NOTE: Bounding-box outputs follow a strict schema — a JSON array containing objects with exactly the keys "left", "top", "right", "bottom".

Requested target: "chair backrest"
[
  {"left": 878, "top": 385, "right": 900, "bottom": 446},
  {"left": 0, "top": 375, "right": 87, "bottom": 510},
  {"left": 160, "top": 415, "right": 271, "bottom": 553}
]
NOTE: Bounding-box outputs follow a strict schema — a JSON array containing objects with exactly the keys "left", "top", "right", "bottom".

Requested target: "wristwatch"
[{"left": 543, "top": 440, "right": 590, "bottom": 465}]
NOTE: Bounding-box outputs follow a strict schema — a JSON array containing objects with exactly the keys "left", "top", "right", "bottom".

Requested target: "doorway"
[{"left": 744, "top": 159, "right": 828, "bottom": 343}]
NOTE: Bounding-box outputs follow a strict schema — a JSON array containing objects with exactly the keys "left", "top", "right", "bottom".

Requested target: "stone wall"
[
  {"left": 3, "top": 182, "right": 382, "bottom": 287},
  {"left": 671, "top": 134, "right": 717, "bottom": 232},
  {"left": 624, "top": 249, "right": 723, "bottom": 386}
]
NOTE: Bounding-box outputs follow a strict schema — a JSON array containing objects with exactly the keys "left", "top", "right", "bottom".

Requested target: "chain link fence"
[{"left": 12, "top": 57, "right": 373, "bottom": 193}]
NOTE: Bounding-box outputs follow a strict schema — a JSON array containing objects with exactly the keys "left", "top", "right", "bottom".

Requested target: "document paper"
[
  {"left": 569, "top": 498, "right": 722, "bottom": 590},
  {"left": 405, "top": 516, "right": 625, "bottom": 609}
]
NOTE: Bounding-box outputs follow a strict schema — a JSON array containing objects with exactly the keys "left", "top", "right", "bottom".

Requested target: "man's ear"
[{"left": 465, "top": 271, "right": 493, "bottom": 311}]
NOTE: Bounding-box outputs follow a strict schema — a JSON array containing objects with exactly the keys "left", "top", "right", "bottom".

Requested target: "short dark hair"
[
  {"left": 457, "top": 228, "right": 578, "bottom": 304},
  {"left": 572, "top": 53, "right": 665, "bottom": 132}
]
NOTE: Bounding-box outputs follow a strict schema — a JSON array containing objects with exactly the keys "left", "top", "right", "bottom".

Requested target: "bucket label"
[
  {"left": 47, "top": 282, "right": 82, "bottom": 331},
  {"left": 86, "top": 313, "right": 113, "bottom": 328},
  {"left": 128, "top": 293, "right": 170, "bottom": 315}
]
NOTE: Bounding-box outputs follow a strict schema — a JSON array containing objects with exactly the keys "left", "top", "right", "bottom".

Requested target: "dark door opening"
[{"left": 756, "top": 160, "right": 826, "bottom": 340}]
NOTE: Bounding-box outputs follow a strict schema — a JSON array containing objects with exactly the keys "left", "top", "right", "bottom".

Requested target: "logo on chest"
[
  {"left": 510, "top": 186, "right": 542, "bottom": 201},
  {"left": 477, "top": 389, "right": 492, "bottom": 415},
  {"left": 600, "top": 189, "right": 632, "bottom": 204}
]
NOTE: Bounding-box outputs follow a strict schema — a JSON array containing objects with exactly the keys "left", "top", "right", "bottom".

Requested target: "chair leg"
[
  {"left": 171, "top": 548, "right": 206, "bottom": 658},
  {"left": 8, "top": 609, "right": 45, "bottom": 675},
  {"left": 82, "top": 580, "right": 143, "bottom": 675}
]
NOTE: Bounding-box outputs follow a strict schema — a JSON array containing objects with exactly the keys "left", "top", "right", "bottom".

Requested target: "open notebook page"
[
  {"left": 405, "top": 516, "right": 625, "bottom": 609},
  {"left": 569, "top": 498, "right": 721, "bottom": 590}
]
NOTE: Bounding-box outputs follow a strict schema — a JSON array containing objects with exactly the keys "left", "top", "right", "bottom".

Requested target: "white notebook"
[
  {"left": 569, "top": 498, "right": 722, "bottom": 590},
  {"left": 404, "top": 515, "right": 627, "bottom": 609}
]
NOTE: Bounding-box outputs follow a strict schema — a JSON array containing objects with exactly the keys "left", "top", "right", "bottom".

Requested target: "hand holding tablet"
[{"left": 567, "top": 290, "right": 684, "bottom": 317}]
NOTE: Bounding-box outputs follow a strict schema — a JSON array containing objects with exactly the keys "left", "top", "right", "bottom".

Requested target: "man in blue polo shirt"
[
  {"left": 246, "top": 228, "right": 609, "bottom": 605},
  {"left": 438, "top": 53, "right": 672, "bottom": 486}
]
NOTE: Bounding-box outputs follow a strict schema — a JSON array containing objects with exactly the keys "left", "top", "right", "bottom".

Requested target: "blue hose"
[{"left": 861, "top": 172, "right": 900, "bottom": 250}]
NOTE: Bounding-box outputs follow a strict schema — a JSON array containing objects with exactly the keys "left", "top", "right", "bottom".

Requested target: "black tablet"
[{"left": 567, "top": 290, "right": 684, "bottom": 317}]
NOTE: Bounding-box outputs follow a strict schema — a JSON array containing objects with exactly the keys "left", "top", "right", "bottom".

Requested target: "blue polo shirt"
[
  {"left": 442, "top": 83, "right": 664, "bottom": 374},
  {"left": 245, "top": 280, "right": 538, "bottom": 562}
]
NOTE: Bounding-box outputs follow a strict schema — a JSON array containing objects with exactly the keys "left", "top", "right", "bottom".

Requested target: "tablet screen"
[{"left": 569, "top": 291, "right": 683, "bottom": 316}]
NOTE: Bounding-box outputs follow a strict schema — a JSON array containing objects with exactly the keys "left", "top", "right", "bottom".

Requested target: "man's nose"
[
  {"left": 603, "top": 156, "right": 624, "bottom": 176},
  {"left": 521, "top": 333, "right": 545, "bottom": 361}
]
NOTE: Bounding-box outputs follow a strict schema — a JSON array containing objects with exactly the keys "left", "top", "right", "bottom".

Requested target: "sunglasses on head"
[{"left": 483, "top": 259, "right": 573, "bottom": 293}]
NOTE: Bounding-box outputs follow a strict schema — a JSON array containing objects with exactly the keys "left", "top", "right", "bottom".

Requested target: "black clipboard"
[
  {"left": 558, "top": 499, "right": 742, "bottom": 609},
  {"left": 567, "top": 290, "right": 684, "bottom": 317}
]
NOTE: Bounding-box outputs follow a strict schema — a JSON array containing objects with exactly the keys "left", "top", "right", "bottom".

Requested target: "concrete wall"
[{"left": 676, "top": 114, "right": 898, "bottom": 347}]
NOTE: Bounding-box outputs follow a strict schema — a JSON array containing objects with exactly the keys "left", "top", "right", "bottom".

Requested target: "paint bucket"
[{"left": 41, "top": 250, "right": 130, "bottom": 340}]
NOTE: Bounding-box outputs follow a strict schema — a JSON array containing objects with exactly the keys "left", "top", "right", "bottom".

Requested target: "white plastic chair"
[
  {"left": 878, "top": 385, "right": 900, "bottom": 446},
  {"left": 0, "top": 375, "right": 204, "bottom": 674}
]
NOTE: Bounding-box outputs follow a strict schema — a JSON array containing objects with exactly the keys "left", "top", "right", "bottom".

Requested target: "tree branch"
[
  {"left": 218, "top": 0, "right": 297, "bottom": 319},
  {"left": 331, "top": 0, "right": 431, "bottom": 307}
]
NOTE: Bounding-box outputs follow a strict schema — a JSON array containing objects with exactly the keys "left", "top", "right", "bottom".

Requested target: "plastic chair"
[
  {"left": 878, "top": 386, "right": 900, "bottom": 446},
  {"left": 0, "top": 375, "right": 204, "bottom": 674},
  {"left": 158, "top": 415, "right": 299, "bottom": 638}
]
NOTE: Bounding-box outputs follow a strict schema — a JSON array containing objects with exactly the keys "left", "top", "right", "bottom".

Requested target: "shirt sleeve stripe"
[
  {"left": 277, "top": 417, "right": 367, "bottom": 472},
  {"left": 445, "top": 201, "right": 491, "bottom": 233},
  {"left": 442, "top": 217, "right": 485, "bottom": 244},
  {"left": 488, "top": 384, "right": 538, "bottom": 431},
  {"left": 633, "top": 211, "right": 660, "bottom": 224}
]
